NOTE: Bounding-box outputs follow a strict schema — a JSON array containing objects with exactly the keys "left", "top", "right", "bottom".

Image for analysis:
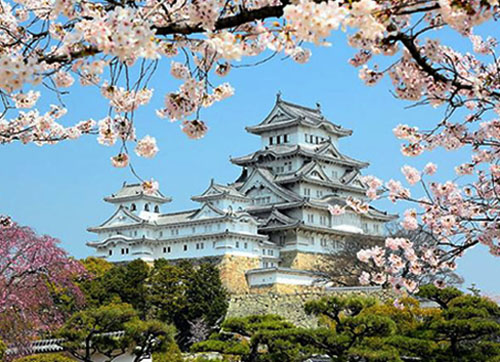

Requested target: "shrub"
[{"left": 13, "top": 353, "right": 74, "bottom": 362}]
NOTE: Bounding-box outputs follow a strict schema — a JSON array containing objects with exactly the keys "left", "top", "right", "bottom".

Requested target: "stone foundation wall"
[
  {"left": 217, "top": 255, "right": 261, "bottom": 294},
  {"left": 249, "top": 283, "right": 327, "bottom": 295},
  {"left": 227, "top": 287, "right": 392, "bottom": 328},
  {"left": 279, "top": 250, "right": 327, "bottom": 270}
]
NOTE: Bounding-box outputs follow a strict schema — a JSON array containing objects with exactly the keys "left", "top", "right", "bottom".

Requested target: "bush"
[
  {"left": 13, "top": 353, "right": 74, "bottom": 362},
  {"left": 152, "top": 342, "right": 183, "bottom": 362}
]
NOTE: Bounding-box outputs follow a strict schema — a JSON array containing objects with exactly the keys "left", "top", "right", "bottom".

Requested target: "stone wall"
[
  {"left": 279, "top": 250, "right": 327, "bottom": 270},
  {"left": 217, "top": 255, "right": 261, "bottom": 294},
  {"left": 227, "top": 287, "right": 391, "bottom": 328}
]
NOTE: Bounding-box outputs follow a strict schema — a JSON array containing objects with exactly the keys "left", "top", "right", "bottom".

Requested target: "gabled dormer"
[
  {"left": 192, "top": 179, "right": 251, "bottom": 212},
  {"left": 87, "top": 205, "right": 146, "bottom": 237},
  {"left": 189, "top": 202, "right": 226, "bottom": 220},
  {"left": 104, "top": 182, "right": 171, "bottom": 216},
  {"left": 239, "top": 167, "right": 302, "bottom": 206}
]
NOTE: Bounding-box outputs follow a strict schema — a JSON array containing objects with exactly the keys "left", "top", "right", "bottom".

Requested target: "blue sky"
[{"left": 1, "top": 25, "right": 499, "bottom": 295}]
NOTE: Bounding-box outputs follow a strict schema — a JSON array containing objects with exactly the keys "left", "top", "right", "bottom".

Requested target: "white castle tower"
[{"left": 88, "top": 95, "right": 395, "bottom": 293}]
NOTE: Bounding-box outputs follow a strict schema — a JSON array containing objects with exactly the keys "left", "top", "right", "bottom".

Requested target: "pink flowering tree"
[
  {"left": 0, "top": 0, "right": 498, "bottom": 289},
  {"left": 0, "top": 222, "right": 85, "bottom": 351}
]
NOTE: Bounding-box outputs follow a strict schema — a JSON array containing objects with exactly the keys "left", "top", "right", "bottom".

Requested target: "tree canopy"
[{"left": 194, "top": 287, "right": 500, "bottom": 361}]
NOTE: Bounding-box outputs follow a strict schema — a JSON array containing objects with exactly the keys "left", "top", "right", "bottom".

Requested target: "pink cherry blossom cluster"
[
  {"left": 0, "top": 222, "right": 85, "bottom": 349},
  {"left": 142, "top": 179, "right": 159, "bottom": 195},
  {"left": 97, "top": 115, "right": 135, "bottom": 146},
  {"left": 101, "top": 82, "right": 153, "bottom": 113},
  {"left": 135, "top": 135, "right": 158, "bottom": 158},
  {"left": 357, "top": 235, "right": 456, "bottom": 294}
]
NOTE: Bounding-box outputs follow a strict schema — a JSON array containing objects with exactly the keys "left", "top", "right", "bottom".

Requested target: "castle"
[{"left": 87, "top": 95, "right": 395, "bottom": 293}]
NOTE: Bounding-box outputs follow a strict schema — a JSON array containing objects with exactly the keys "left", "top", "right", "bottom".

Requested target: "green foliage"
[
  {"left": 79, "top": 258, "right": 149, "bottom": 314},
  {"left": 152, "top": 342, "right": 183, "bottom": 362},
  {"left": 193, "top": 314, "right": 318, "bottom": 362},
  {"left": 57, "top": 302, "right": 176, "bottom": 362},
  {"left": 13, "top": 354, "right": 74, "bottom": 362},
  {"left": 57, "top": 303, "right": 137, "bottom": 361},
  {"left": 148, "top": 260, "right": 228, "bottom": 348},
  {"left": 195, "top": 291, "right": 500, "bottom": 362},
  {"left": 0, "top": 340, "right": 5, "bottom": 362}
]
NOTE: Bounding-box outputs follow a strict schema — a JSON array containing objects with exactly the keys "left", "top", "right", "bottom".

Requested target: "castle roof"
[
  {"left": 245, "top": 96, "right": 352, "bottom": 137},
  {"left": 231, "top": 141, "right": 368, "bottom": 169},
  {"left": 104, "top": 182, "right": 171, "bottom": 204},
  {"left": 192, "top": 179, "right": 250, "bottom": 202}
]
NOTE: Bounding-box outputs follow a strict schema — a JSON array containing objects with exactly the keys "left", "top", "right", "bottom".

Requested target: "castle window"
[
  {"left": 159, "top": 231, "right": 163, "bottom": 237},
  {"left": 109, "top": 249, "right": 113, "bottom": 256},
  {"left": 277, "top": 135, "right": 281, "bottom": 144},
  {"left": 304, "top": 188, "right": 311, "bottom": 196},
  {"left": 236, "top": 241, "right": 239, "bottom": 248},
  {"left": 374, "top": 224, "right": 380, "bottom": 233},
  {"left": 144, "top": 204, "right": 150, "bottom": 211},
  {"left": 213, "top": 241, "right": 216, "bottom": 248},
  {"left": 310, "top": 237, "right": 315, "bottom": 245},
  {"left": 244, "top": 242, "right": 248, "bottom": 249},
  {"left": 262, "top": 249, "right": 266, "bottom": 255},
  {"left": 321, "top": 238, "right": 327, "bottom": 247},
  {"left": 362, "top": 223, "right": 368, "bottom": 232},
  {"left": 134, "top": 230, "right": 138, "bottom": 236},
  {"left": 184, "top": 244, "right": 187, "bottom": 251},
  {"left": 196, "top": 243, "right": 200, "bottom": 250},
  {"left": 154, "top": 205, "right": 160, "bottom": 213},
  {"left": 192, "top": 227, "right": 196, "bottom": 233},
  {"left": 168, "top": 246, "right": 171, "bottom": 253},
  {"left": 304, "top": 133, "right": 308, "bottom": 142},
  {"left": 269, "top": 137, "right": 273, "bottom": 145},
  {"left": 307, "top": 214, "right": 314, "bottom": 223},
  {"left": 130, "top": 203, "right": 136, "bottom": 211},
  {"left": 163, "top": 247, "right": 167, "bottom": 253},
  {"left": 316, "top": 190, "right": 323, "bottom": 198},
  {"left": 284, "top": 134, "right": 289, "bottom": 143},
  {"left": 332, "top": 170, "right": 338, "bottom": 179},
  {"left": 320, "top": 215, "right": 327, "bottom": 225},
  {"left": 200, "top": 242, "right": 204, "bottom": 249}
]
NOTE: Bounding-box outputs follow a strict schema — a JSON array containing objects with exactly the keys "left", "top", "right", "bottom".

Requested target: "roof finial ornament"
[
  {"left": 316, "top": 102, "right": 321, "bottom": 111},
  {"left": 276, "top": 91, "right": 282, "bottom": 103}
]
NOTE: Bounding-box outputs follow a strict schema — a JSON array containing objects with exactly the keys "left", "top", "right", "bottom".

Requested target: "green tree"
[
  {"left": 79, "top": 258, "right": 149, "bottom": 314},
  {"left": 152, "top": 342, "right": 183, "bottom": 362},
  {"left": 56, "top": 303, "right": 137, "bottom": 362},
  {"left": 193, "top": 315, "right": 319, "bottom": 362},
  {"left": 148, "top": 260, "right": 228, "bottom": 349},
  {"left": 57, "top": 302, "right": 175, "bottom": 362},
  {"left": 418, "top": 285, "right": 500, "bottom": 361},
  {"left": 305, "top": 296, "right": 399, "bottom": 361},
  {"left": 124, "top": 319, "right": 176, "bottom": 362}
]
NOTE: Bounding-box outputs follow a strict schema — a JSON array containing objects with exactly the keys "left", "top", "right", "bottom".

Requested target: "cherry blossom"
[
  {"left": 135, "top": 135, "right": 158, "bottom": 158},
  {"left": 0, "top": 222, "right": 85, "bottom": 349},
  {"left": 142, "top": 179, "right": 159, "bottom": 195},
  {"left": 0, "top": 0, "right": 498, "bottom": 293}
]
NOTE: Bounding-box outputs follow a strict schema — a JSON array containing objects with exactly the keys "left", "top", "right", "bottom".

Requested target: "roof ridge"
[
  {"left": 159, "top": 208, "right": 199, "bottom": 216},
  {"left": 280, "top": 99, "right": 321, "bottom": 114}
]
